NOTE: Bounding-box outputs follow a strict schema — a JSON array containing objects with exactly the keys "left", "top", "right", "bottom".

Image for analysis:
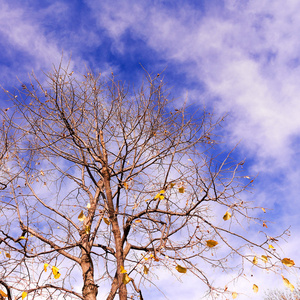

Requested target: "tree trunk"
[
  {"left": 81, "top": 251, "right": 98, "bottom": 300},
  {"left": 103, "top": 166, "right": 127, "bottom": 300}
]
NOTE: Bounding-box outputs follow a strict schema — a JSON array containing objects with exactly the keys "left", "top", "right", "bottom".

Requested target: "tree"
[
  {"left": 265, "top": 284, "right": 300, "bottom": 300},
  {"left": 0, "top": 63, "right": 294, "bottom": 300}
]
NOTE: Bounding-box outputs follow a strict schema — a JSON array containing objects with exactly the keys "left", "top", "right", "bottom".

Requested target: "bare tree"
[
  {"left": 0, "top": 64, "right": 293, "bottom": 300},
  {"left": 265, "top": 284, "right": 300, "bottom": 300}
]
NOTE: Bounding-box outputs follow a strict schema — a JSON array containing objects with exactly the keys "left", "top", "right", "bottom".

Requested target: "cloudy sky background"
[{"left": 1, "top": 0, "right": 300, "bottom": 299}]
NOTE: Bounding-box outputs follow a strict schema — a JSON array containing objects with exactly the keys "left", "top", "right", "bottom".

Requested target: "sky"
[{"left": 1, "top": 0, "right": 300, "bottom": 299}]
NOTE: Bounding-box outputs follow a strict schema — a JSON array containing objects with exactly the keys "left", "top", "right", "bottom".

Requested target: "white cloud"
[
  {"left": 0, "top": 2, "right": 61, "bottom": 75},
  {"left": 83, "top": 0, "right": 300, "bottom": 297},
  {"left": 1, "top": 0, "right": 300, "bottom": 298},
  {"left": 87, "top": 0, "right": 300, "bottom": 169}
]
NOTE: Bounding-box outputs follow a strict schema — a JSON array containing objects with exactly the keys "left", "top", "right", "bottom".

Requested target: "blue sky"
[{"left": 1, "top": 0, "right": 300, "bottom": 299}]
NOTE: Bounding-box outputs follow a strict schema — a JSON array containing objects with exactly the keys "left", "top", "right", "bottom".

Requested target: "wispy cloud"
[
  {"left": 86, "top": 0, "right": 300, "bottom": 168},
  {"left": 0, "top": 0, "right": 299, "bottom": 298}
]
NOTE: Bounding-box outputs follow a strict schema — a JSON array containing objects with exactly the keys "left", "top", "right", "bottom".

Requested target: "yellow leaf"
[
  {"left": 269, "top": 244, "right": 275, "bottom": 249},
  {"left": 232, "top": 292, "right": 238, "bottom": 299},
  {"left": 282, "top": 258, "right": 295, "bottom": 267},
  {"left": 20, "top": 236, "right": 27, "bottom": 240},
  {"left": 143, "top": 265, "right": 149, "bottom": 274},
  {"left": 135, "top": 220, "right": 142, "bottom": 223},
  {"left": 5, "top": 253, "right": 11, "bottom": 258},
  {"left": 263, "top": 222, "right": 268, "bottom": 228},
  {"left": 175, "top": 264, "right": 187, "bottom": 273},
  {"left": 262, "top": 207, "right": 266, "bottom": 213},
  {"left": 188, "top": 158, "right": 193, "bottom": 161},
  {"left": 282, "top": 275, "right": 295, "bottom": 292},
  {"left": 86, "top": 203, "right": 91, "bottom": 209},
  {"left": 40, "top": 170, "right": 44, "bottom": 176},
  {"left": 261, "top": 255, "right": 268, "bottom": 263},
  {"left": 253, "top": 284, "right": 259, "bottom": 293},
  {"left": 123, "top": 273, "right": 131, "bottom": 285},
  {"left": 206, "top": 240, "right": 218, "bottom": 248},
  {"left": 54, "top": 272, "right": 61, "bottom": 279},
  {"left": 22, "top": 292, "right": 27, "bottom": 299},
  {"left": 223, "top": 211, "right": 231, "bottom": 221},
  {"left": 123, "top": 182, "right": 128, "bottom": 190},
  {"left": 178, "top": 187, "right": 185, "bottom": 193},
  {"left": 120, "top": 266, "right": 127, "bottom": 273},
  {"left": 103, "top": 218, "right": 111, "bottom": 225},
  {"left": 154, "top": 190, "right": 165, "bottom": 200},
  {"left": 0, "top": 290, "right": 7, "bottom": 297},
  {"left": 78, "top": 211, "right": 86, "bottom": 222},
  {"left": 85, "top": 225, "right": 91, "bottom": 234},
  {"left": 44, "top": 263, "right": 49, "bottom": 272},
  {"left": 253, "top": 256, "right": 258, "bottom": 265},
  {"left": 52, "top": 266, "right": 59, "bottom": 276}
]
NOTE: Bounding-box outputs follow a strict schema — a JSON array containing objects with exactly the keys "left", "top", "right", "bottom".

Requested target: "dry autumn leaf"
[
  {"left": 0, "top": 290, "right": 7, "bottom": 298},
  {"left": 5, "top": 253, "right": 11, "bottom": 258},
  {"left": 176, "top": 264, "right": 187, "bottom": 273},
  {"left": 206, "top": 240, "right": 218, "bottom": 248},
  {"left": 263, "top": 222, "right": 268, "bottom": 228},
  {"left": 282, "top": 258, "right": 295, "bottom": 267},
  {"left": 223, "top": 211, "right": 231, "bottom": 221},
  {"left": 143, "top": 265, "right": 149, "bottom": 275},
  {"left": 282, "top": 275, "right": 295, "bottom": 292},
  {"left": 120, "top": 266, "right": 127, "bottom": 273},
  {"left": 78, "top": 211, "right": 86, "bottom": 222},
  {"left": 253, "top": 284, "right": 259, "bottom": 293},
  {"left": 261, "top": 255, "right": 268, "bottom": 263},
  {"left": 44, "top": 263, "right": 49, "bottom": 272},
  {"left": 103, "top": 218, "right": 111, "bottom": 225},
  {"left": 154, "top": 190, "right": 165, "bottom": 200},
  {"left": 178, "top": 187, "right": 185, "bottom": 193},
  {"left": 85, "top": 225, "right": 91, "bottom": 234},
  {"left": 123, "top": 273, "right": 131, "bottom": 285},
  {"left": 123, "top": 182, "right": 128, "bottom": 190},
  {"left": 52, "top": 266, "right": 61, "bottom": 279},
  {"left": 253, "top": 256, "right": 258, "bottom": 265}
]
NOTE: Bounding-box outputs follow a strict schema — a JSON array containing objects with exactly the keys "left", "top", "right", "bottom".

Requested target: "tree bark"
[
  {"left": 81, "top": 251, "right": 98, "bottom": 300},
  {"left": 103, "top": 166, "right": 127, "bottom": 300}
]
